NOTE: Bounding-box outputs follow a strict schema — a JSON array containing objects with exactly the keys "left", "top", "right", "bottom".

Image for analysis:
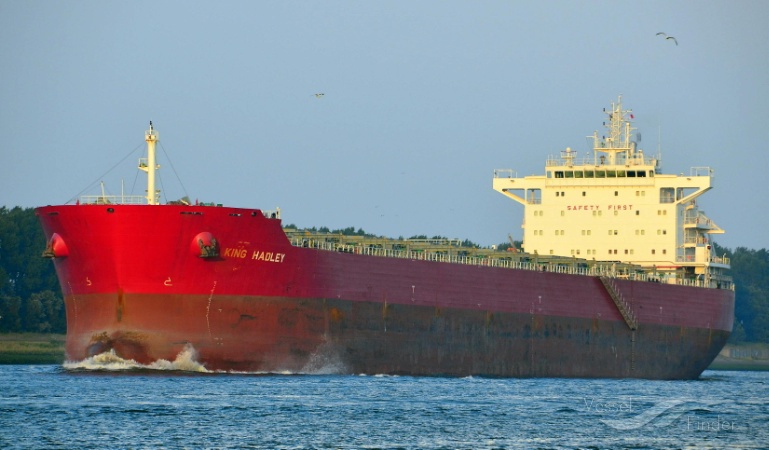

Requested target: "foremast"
[{"left": 139, "top": 122, "right": 160, "bottom": 205}]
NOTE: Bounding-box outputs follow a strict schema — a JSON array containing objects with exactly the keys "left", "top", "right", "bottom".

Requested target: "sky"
[{"left": 1, "top": 1, "right": 767, "bottom": 250}]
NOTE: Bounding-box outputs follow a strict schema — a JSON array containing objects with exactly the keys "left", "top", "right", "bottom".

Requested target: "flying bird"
[
  {"left": 313, "top": 93, "right": 325, "bottom": 98},
  {"left": 656, "top": 32, "right": 678, "bottom": 45}
]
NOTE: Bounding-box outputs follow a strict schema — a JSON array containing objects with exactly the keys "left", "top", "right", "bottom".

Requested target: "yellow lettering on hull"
[{"left": 251, "top": 250, "right": 286, "bottom": 263}]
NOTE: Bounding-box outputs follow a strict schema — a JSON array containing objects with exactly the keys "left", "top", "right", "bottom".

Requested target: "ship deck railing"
[
  {"left": 543, "top": 154, "right": 658, "bottom": 168},
  {"left": 677, "top": 254, "right": 731, "bottom": 266},
  {"left": 79, "top": 195, "right": 146, "bottom": 205},
  {"left": 288, "top": 236, "right": 733, "bottom": 290}
]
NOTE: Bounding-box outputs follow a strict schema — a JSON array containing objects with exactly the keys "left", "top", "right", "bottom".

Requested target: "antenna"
[{"left": 657, "top": 123, "right": 662, "bottom": 159}]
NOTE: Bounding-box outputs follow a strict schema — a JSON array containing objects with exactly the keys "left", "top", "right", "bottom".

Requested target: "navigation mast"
[{"left": 592, "top": 95, "right": 635, "bottom": 165}]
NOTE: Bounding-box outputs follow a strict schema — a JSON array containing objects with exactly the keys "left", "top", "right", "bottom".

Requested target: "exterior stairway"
[{"left": 599, "top": 277, "right": 638, "bottom": 330}]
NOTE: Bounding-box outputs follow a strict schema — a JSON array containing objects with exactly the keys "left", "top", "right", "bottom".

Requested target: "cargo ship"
[{"left": 37, "top": 97, "right": 734, "bottom": 378}]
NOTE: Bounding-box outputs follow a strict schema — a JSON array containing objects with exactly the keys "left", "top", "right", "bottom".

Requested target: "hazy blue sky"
[{"left": 2, "top": 1, "right": 767, "bottom": 250}]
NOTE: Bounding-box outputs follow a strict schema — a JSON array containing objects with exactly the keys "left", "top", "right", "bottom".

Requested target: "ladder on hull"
[{"left": 599, "top": 276, "right": 638, "bottom": 330}]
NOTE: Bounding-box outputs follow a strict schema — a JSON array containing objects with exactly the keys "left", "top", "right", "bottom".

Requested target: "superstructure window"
[
  {"left": 585, "top": 170, "right": 594, "bottom": 178},
  {"left": 527, "top": 189, "right": 541, "bottom": 204},
  {"left": 555, "top": 171, "right": 564, "bottom": 178},
  {"left": 660, "top": 187, "right": 675, "bottom": 203}
]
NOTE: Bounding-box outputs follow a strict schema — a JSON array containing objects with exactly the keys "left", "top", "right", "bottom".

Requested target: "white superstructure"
[{"left": 493, "top": 96, "right": 730, "bottom": 287}]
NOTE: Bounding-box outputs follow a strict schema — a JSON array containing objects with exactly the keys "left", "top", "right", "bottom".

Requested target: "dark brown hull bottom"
[{"left": 67, "top": 294, "right": 728, "bottom": 379}]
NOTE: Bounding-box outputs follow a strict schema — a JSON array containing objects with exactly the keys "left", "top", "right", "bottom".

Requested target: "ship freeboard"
[{"left": 37, "top": 98, "right": 734, "bottom": 379}]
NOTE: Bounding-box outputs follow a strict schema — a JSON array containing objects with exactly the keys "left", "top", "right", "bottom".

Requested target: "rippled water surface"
[{"left": 1, "top": 358, "right": 767, "bottom": 449}]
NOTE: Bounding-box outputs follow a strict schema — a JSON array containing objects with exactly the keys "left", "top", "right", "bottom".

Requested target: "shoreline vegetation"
[
  {"left": 1, "top": 333, "right": 767, "bottom": 371},
  {"left": 0, "top": 333, "right": 66, "bottom": 364}
]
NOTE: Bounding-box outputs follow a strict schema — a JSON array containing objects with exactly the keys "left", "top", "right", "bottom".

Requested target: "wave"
[
  {"left": 62, "top": 343, "right": 209, "bottom": 373},
  {"left": 62, "top": 342, "right": 350, "bottom": 376}
]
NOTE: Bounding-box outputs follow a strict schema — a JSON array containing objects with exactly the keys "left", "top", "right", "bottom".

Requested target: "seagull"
[
  {"left": 656, "top": 32, "right": 678, "bottom": 45},
  {"left": 313, "top": 93, "right": 325, "bottom": 98}
]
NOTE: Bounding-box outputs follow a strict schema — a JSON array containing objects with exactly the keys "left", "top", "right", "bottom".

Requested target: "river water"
[{"left": 1, "top": 353, "right": 767, "bottom": 449}]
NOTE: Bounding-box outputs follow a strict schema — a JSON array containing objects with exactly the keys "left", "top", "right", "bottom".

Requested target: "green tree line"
[
  {"left": 3, "top": 207, "right": 769, "bottom": 342},
  {"left": 0, "top": 207, "right": 64, "bottom": 333}
]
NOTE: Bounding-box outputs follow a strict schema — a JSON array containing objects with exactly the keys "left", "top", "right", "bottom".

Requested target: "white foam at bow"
[{"left": 63, "top": 343, "right": 209, "bottom": 372}]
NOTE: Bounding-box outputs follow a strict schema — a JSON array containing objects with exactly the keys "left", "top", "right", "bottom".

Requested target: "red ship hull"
[{"left": 36, "top": 204, "right": 734, "bottom": 379}]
